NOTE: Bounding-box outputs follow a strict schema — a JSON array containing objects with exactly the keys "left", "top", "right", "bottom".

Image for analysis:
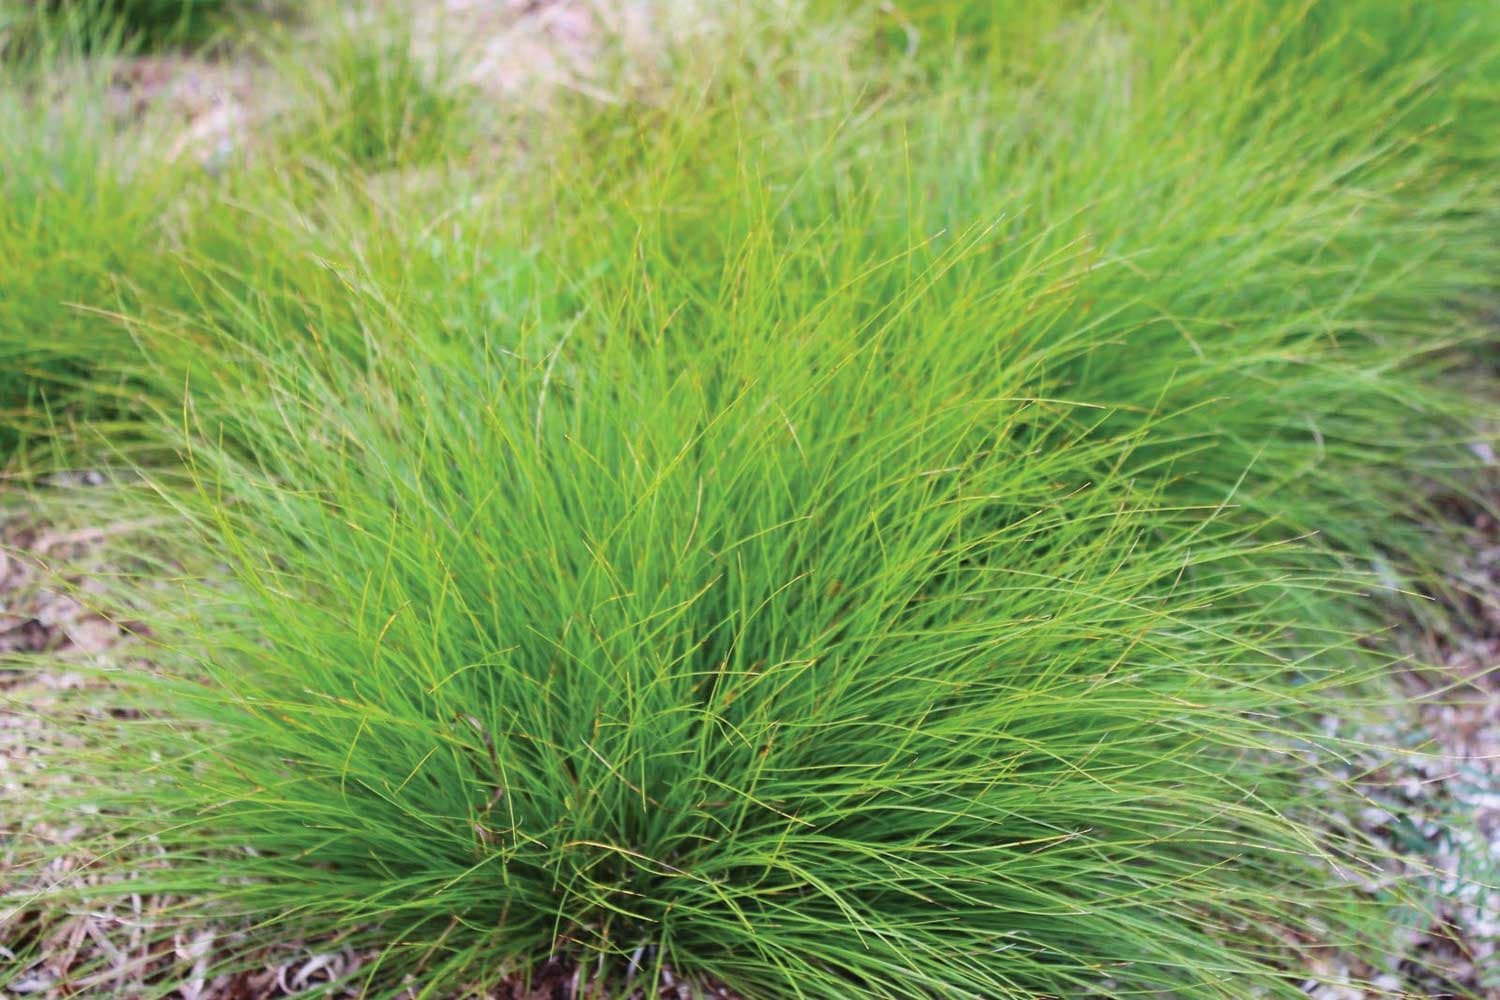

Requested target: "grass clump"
[
  {"left": 7, "top": 0, "right": 1500, "bottom": 996},
  {"left": 74, "top": 200, "right": 1410, "bottom": 994},
  {"left": 0, "top": 57, "right": 194, "bottom": 463},
  {"left": 283, "top": 18, "right": 466, "bottom": 171},
  {"left": 2, "top": 0, "right": 252, "bottom": 54}
]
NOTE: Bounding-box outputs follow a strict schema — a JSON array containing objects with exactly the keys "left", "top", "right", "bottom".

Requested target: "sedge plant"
[
  {"left": 6, "top": 0, "right": 1499, "bottom": 996},
  {"left": 0, "top": 50, "right": 199, "bottom": 464}
]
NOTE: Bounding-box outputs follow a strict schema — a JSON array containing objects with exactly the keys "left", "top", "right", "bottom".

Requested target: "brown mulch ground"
[
  {"left": 1306, "top": 493, "right": 1500, "bottom": 1000},
  {"left": 103, "top": 0, "right": 692, "bottom": 171}
]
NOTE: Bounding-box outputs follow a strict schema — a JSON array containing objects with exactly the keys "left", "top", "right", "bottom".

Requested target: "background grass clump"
[
  {"left": 4, "top": 0, "right": 1499, "bottom": 997},
  {"left": 283, "top": 19, "right": 466, "bottom": 170},
  {"left": 0, "top": 57, "right": 195, "bottom": 461},
  {"left": 2, "top": 0, "right": 255, "bottom": 54}
]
